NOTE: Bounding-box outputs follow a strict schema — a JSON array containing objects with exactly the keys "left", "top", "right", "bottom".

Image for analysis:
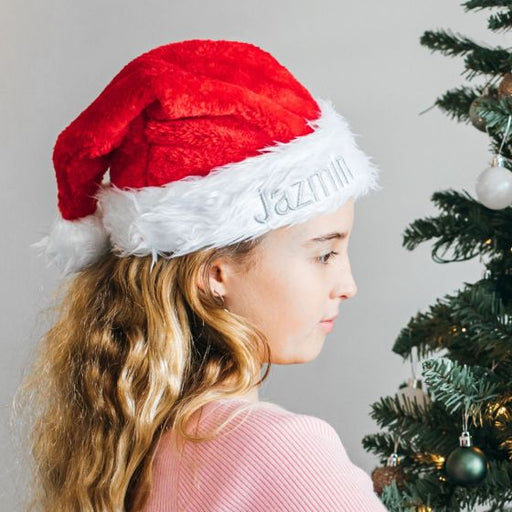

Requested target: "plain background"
[{"left": 2, "top": 1, "right": 508, "bottom": 510}]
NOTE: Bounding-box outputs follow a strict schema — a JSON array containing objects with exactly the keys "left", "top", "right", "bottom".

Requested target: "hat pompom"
[{"left": 31, "top": 210, "right": 110, "bottom": 275}]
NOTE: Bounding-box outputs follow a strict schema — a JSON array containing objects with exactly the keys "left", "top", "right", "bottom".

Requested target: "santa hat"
[{"left": 32, "top": 39, "right": 380, "bottom": 275}]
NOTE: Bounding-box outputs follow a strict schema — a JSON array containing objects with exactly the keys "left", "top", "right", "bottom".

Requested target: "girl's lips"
[
  {"left": 319, "top": 313, "right": 338, "bottom": 333},
  {"left": 319, "top": 320, "right": 334, "bottom": 333}
]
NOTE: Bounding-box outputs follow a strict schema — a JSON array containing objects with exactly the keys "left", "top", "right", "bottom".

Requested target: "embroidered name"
[{"left": 253, "top": 156, "right": 355, "bottom": 224}]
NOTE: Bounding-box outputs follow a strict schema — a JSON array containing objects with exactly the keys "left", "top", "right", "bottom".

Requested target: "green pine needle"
[
  {"left": 420, "top": 29, "right": 485, "bottom": 57},
  {"left": 488, "top": 9, "right": 512, "bottom": 31},
  {"left": 464, "top": 0, "right": 512, "bottom": 11},
  {"left": 421, "top": 357, "right": 500, "bottom": 414}
]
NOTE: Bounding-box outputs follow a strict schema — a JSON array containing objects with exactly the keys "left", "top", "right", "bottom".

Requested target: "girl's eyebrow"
[{"left": 302, "top": 231, "right": 348, "bottom": 246}]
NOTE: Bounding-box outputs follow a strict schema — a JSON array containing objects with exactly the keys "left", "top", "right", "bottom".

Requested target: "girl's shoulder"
[
  {"left": 198, "top": 396, "right": 344, "bottom": 448},
  {"left": 155, "top": 396, "right": 346, "bottom": 465}
]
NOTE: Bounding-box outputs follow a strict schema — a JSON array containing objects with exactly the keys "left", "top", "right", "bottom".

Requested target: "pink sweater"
[{"left": 138, "top": 397, "right": 388, "bottom": 511}]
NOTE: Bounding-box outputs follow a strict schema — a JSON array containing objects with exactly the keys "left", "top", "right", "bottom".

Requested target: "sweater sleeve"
[{"left": 232, "top": 412, "right": 388, "bottom": 512}]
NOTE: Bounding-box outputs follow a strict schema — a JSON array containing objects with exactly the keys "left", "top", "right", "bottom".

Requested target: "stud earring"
[{"left": 214, "top": 291, "right": 230, "bottom": 312}]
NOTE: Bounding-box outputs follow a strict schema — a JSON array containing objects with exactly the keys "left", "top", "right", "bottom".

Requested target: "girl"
[{"left": 19, "top": 39, "right": 387, "bottom": 511}]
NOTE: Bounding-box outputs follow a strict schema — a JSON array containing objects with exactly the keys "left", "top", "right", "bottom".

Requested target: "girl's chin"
[{"left": 271, "top": 342, "right": 325, "bottom": 365}]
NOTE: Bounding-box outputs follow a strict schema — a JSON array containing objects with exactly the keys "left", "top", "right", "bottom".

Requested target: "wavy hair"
[{"left": 13, "top": 237, "right": 272, "bottom": 511}]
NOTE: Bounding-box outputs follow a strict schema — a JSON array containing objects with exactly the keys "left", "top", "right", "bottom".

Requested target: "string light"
[
  {"left": 412, "top": 452, "right": 445, "bottom": 469},
  {"left": 431, "top": 454, "right": 446, "bottom": 469}
]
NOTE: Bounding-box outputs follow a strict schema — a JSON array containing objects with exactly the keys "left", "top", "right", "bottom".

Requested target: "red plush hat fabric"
[
  {"left": 54, "top": 40, "right": 320, "bottom": 221},
  {"left": 33, "top": 39, "right": 380, "bottom": 275}
]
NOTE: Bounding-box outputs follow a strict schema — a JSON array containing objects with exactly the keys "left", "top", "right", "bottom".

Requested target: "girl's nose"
[
  {"left": 338, "top": 274, "right": 357, "bottom": 300},
  {"left": 331, "top": 259, "right": 357, "bottom": 300}
]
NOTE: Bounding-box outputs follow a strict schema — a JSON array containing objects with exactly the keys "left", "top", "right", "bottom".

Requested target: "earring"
[{"left": 214, "top": 291, "right": 230, "bottom": 312}]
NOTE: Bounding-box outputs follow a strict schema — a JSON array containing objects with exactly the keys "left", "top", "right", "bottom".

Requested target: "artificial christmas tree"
[{"left": 363, "top": 2, "right": 512, "bottom": 510}]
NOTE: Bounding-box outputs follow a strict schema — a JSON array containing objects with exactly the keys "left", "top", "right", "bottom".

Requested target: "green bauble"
[{"left": 445, "top": 446, "right": 487, "bottom": 486}]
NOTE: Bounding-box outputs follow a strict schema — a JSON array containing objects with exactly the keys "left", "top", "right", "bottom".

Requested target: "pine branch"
[
  {"left": 368, "top": 395, "right": 460, "bottom": 455},
  {"left": 488, "top": 9, "right": 512, "bottom": 31},
  {"left": 420, "top": 29, "right": 512, "bottom": 79},
  {"left": 420, "top": 29, "right": 487, "bottom": 57},
  {"left": 434, "top": 86, "right": 479, "bottom": 121},
  {"left": 362, "top": 431, "right": 397, "bottom": 456},
  {"left": 402, "top": 190, "right": 512, "bottom": 263},
  {"left": 476, "top": 95, "right": 512, "bottom": 135},
  {"left": 380, "top": 473, "right": 453, "bottom": 512},
  {"left": 421, "top": 357, "right": 501, "bottom": 417},
  {"left": 393, "top": 277, "right": 512, "bottom": 365},
  {"left": 430, "top": 86, "right": 512, "bottom": 143},
  {"left": 475, "top": 459, "right": 512, "bottom": 505},
  {"left": 480, "top": 95, "right": 512, "bottom": 123},
  {"left": 469, "top": 95, "right": 512, "bottom": 161},
  {"left": 362, "top": 431, "right": 415, "bottom": 463},
  {"left": 448, "top": 279, "right": 512, "bottom": 338},
  {"left": 392, "top": 301, "right": 455, "bottom": 360},
  {"left": 463, "top": 47, "right": 512, "bottom": 79},
  {"left": 489, "top": 136, "right": 512, "bottom": 161},
  {"left": 464, "top": 0, "right": 512, "bottom": 11},
  {"left": 379, "top": 479, "right": 413, "bottom": 512},
  {"left": 486, "top": 393, "right": 512, "bottom": 459}
]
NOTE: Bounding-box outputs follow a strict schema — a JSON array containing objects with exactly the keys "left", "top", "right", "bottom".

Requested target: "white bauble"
[
  {"left": 395, "top": 378, "right": 430, "bottom": 417},
  {"left": 475, "top": 162, "right": 512, "bottom": 210}
]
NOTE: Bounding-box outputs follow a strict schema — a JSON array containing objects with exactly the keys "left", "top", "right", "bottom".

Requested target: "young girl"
[{"left": 20, "top": 39, "right": 387, "bottom": 511}]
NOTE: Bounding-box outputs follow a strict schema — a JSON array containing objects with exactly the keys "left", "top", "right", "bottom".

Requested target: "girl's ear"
[{"left": 196, "top": 257, "right": 230, "bottom": 298}]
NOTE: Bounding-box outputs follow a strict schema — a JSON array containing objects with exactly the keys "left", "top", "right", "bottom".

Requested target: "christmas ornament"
[
  {"left": 475, "top": 154, "right": 512, "bottom": 210},
  {"left": 397, "top": 378, "right": 431, "bottom": 415},
  {"left": 445, "top": 431, "right": 488, "bottom": 486},
  {"left": 371, "top": 452, "right": 408, "bottom": 495},
  {"left": 476, "top": 114, "right": 512, "bottom": 210},
  {"left": 395, "top": 354, "right": 431, "bottom": 418},
  {"left": 468, "top": 96, "right": 488, "bottom": 132},
  {"left": 497, "top": 73, "right": 512, "bottom": 98},
  {"left": 468, "top": 87, "right": 497, "bottom": 132}
]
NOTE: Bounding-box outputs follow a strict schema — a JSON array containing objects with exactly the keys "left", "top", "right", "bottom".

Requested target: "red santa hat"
[{"left": 32, "top": 39, "right": 380, "bottom": 275}]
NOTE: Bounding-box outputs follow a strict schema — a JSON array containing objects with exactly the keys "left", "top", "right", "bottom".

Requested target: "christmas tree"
[{"left": 362, "top": 2, "right": 512, "bottom": 511}]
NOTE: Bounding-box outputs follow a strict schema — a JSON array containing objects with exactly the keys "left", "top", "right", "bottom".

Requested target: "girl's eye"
[{"left": 316, "top": 251, "right": 339, "bottom": 265}]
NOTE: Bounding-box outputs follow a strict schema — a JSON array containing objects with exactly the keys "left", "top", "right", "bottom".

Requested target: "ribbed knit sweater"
[{"left": 138, "top": 397, "right": 388, "bottom": 511}]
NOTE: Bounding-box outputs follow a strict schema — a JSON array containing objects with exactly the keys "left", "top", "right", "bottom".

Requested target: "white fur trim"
[
  {"left": 98, "top": 98, "right": 380, "bottom": 259},
  {"left": 37, "top": 97, "right": 381, "bottom": 274},
  {"left": 31, "top": 209, "right": 110, "bottom": 275}
]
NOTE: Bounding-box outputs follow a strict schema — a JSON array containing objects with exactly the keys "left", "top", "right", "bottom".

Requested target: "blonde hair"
[{"left": 13, "top": 237, "right": 272, "bottom": 511}]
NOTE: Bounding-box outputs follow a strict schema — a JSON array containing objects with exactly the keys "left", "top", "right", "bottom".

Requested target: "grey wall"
[{"left": 2, "top": 1, "right": 505, "bottom": 509}]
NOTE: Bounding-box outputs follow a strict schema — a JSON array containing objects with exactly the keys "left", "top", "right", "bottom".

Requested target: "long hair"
[{"left": 12, "top": 236, "right": 272, "bottom": 511}]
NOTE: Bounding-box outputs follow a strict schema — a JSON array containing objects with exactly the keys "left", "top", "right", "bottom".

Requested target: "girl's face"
[{"left": 210, "top": 198, "right": 357, "bottom": 364}]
